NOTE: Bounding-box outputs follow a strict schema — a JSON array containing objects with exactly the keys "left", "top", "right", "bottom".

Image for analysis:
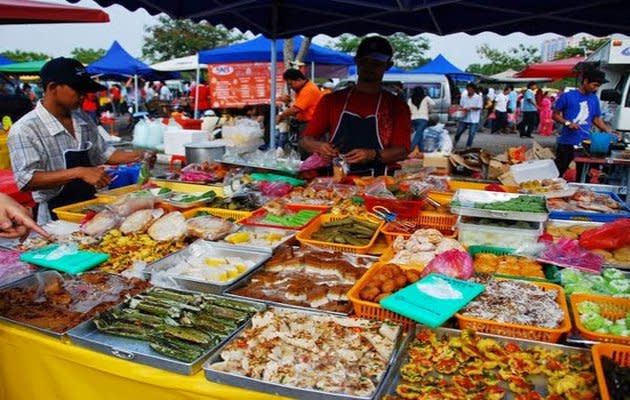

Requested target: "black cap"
[
  {"left": 582, "top": 69, "right": 608, "bottom": 84},
  {"left": 356, "top": 36, "right": 393, "bottom": 62},
  {"left": 41, "top": 57, "right": 105, "bottom": 93}
]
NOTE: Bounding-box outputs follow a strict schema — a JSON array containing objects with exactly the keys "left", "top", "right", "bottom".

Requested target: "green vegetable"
[
  {"left": 608, "top": 279, "right": 630, "bottom": 294},
  {"left": 474, "top": 196, "right": 546, "bottom": 213},
  {"left": 564, "top": 284, "right": 593, "bottom": 295},
  {"left": 603, "top": 268, "right": 625, "bottom": 281},
  {"left": 577, "top": 301, "right": 601, "bottom": 315},
  {"left": 560, "top": 269, "right": 583, "bottom": 285},
  {"left": 627, "top": 312, "right": 630, "bottom": 327},
  {"left": 157, "top": 188, "right": 172, "bottom": 195},
  {"left": 609, "top": 325, "right": 630, "bottom": 336},
  {"left": 581, "top": 312, "right": 607, "bottom": 331}
]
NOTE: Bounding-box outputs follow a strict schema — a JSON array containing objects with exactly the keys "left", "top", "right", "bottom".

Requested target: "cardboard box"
[{"left": 423, "top": 153, "right": 451, "bottom": 169}]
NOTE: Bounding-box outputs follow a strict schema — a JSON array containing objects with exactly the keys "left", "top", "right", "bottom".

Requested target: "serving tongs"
[{"left": 371, "top": 206, "right": 416, "bottom": 233}]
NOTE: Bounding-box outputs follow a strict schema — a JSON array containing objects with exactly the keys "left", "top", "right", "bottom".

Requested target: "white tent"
[{"left": 149, "top": 55, "right": 206, "bottom": 72}]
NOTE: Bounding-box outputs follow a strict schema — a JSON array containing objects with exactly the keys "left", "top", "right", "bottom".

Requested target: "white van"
[{"left": 340, "top": 73, "right": 457, "bottom": 123}]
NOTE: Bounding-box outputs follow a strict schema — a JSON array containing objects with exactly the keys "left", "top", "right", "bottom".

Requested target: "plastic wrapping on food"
[
  {"left": 0, "top": 249, "right": 38, "bottom": 287},
  {"left": 530, "top": 238, "right": 604, "bottom": 273},
  {"left": 119, "top": 209, "right": 164, "bottom": 235},
  {"left": 421, "top": 249, "right": 474, "bottom": 280},
  {"left": 186, "top": 215, "right": 237, "bottom": 241},
  {"left": 108, "top": 193, "right": 156, "bottom": 217},
  {"left": 80, "top": 210, "right": 121, "bottom": 237},
  {"left": 148, "top": 212, "right": 187, "bottom": 242}
]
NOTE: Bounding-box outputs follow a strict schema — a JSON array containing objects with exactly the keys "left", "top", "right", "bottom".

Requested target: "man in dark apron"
[
  {"left": 299, "top": 37, "right": 411, "bottom": 176},
  {"left": 8, "top": 57, "right": 149, "bottom": 224}
]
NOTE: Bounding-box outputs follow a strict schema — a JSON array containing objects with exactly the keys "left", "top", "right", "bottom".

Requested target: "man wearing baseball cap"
[
  {"left": 8, "top": 57, "right": 148, "bottom": 224},
  {"left": 552, "top": 68, "right": 618, "bottom": 176},
  {"left": 300, "top": 36, "right": 410, "bottom": 175}
]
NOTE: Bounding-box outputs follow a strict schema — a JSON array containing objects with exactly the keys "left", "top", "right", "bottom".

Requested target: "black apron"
[
  {"left": 330, "top": 89, "right": 385, "bottom": 176},
  {"left": 47, "top": 144, "right": 97, "bottom": 220}
]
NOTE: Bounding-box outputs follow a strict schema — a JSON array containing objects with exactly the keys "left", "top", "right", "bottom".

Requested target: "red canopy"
[
  {"left": 514, "top": 56, "right": 585, "bottom": 80},
  {"left": 0, "top": 0, "right": 109, "bottom": 24}
]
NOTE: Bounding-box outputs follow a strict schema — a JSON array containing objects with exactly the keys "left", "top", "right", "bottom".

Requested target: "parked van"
[{"left": 340, "top": 73, "right": 459, "bottom": 123}]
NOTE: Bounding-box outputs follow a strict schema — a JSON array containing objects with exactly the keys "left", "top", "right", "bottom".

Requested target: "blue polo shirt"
[
  {"left": 522, "top": 90, "right": 537, "bottom": 112},
  {"left": 553, "top": 89, "right": 601, "bottom": 145}
]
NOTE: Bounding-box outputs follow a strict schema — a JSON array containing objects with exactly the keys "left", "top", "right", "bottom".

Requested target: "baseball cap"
[
  {"left": 355, "top": 36, "right": 393, "bottom": 62},
  {"left": 41, "top": 57, "right": 105, "bottom": 93},
  {"left": 582, "top": 69, "right": 608, "bottom": 84}
]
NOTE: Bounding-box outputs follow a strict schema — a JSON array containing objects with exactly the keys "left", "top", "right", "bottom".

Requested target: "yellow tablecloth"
[{"left": 0, "top": 322, "right": 287, "bottom": 400}]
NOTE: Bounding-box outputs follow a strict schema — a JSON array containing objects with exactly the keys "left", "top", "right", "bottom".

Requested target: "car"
[{"left": 0, "top": 73, "right": 33, "bottom": 124}]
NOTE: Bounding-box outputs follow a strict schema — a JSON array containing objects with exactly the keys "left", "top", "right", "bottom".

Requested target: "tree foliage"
[
  {"left": 466, "top": 44, "right": 541, "bottom": 75},
  {"left": 142, "top": 16, "right": 244, "bottom": 62},
  {"left": 0, "top": 50, "right": 50, "bottom": 63},
  {"left": 329, "top": 33, "right": 430, "bottom": 69},
  {"left": 70, "top": 48, "right": 106, "bottom": 64},
  {"left": 553, "top": 38, "right": 608, "bottom": 60}
]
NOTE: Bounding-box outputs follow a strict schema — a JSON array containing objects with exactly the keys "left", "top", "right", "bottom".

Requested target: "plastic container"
[
  {"left": 592, "top": 343, "right": 630, "bottom": 400},
  {"left": 455, "top": 280, "right": 571, "bottom": 343},
  {"left": 510, "top": 159, "right": 559, "bottom": 184},
  {"left": 467, "top": 245, "right": 560, "bottom": 283},
  {"left": 448, "top": 180, "right": 518, "bottom": 193},
  {"left": 238, "top": 205, "right": 323, "bottom": 231},
  {"left": 296, "top": 213, "right": 384, "bottom": 254},
  {"left": 380, "top": 211, "right": 458, "bottom": 244},
  {"left": 457, "top": 216, "right": 543, "bottom": 248},
  {"left": 52, "top": 198, "right": 113, "bottom": 223},
  {"left": 590, "top": 132, "right": 616, "bottom": 155},
  {"left": 182, "top": 207, "right": 252, "bottom": 222},
  {"left": 548, "top": 192, "right": 630, "bottom": 223},
  {"left": 362, "top": 195, "right": 426, "bottom": 219},
  {"left": 347, "top": 262, "right": 422, "bottom": 327},
  {"left": 570, "top": 293, "right": 630, "bottom": 345},
  {"left": 96, "top": 180, "right": 224, "bottom": 200}
]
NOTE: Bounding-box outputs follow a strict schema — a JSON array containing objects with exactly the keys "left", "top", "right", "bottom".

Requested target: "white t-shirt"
[
  {"left": 459, "top": 93, "right": 483, "bottom": 123},
  {"left": 494, "top": 92, "right": 508, "bottom": 112},
  {"left": 408, "top": 96, "right": 435, "bottom": 120},
  {"left": 159, "top": 85, "right": 172, "bottom": 101}
]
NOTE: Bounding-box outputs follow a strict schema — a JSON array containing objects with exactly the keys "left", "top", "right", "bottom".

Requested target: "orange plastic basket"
[
  {"left": 182, "top": 207, "right": 252, "bottom": 221},
  {"left": 570, "top": 293, "right": 630, "bottom": 345},
  {"left": 448, "top": 180, "right": 518, "bottom": 193},
  {"left": 592, "top": 343, "right": 630, "bottom": 400},
  {"left": 347, "top": 262, "right": 423, "bottom": 327},
  {"left": 380, "top": 211, "right": 458, "bottom": 245},
  {"left": 296, "top": 213, "right": 384, "bottom": 254},
  {"left": 455, "top": 281, "right": 572, "bottom": 343}
]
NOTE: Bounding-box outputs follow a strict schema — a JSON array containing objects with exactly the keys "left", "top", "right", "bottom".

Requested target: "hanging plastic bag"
[
  {"left": 579, "top": 218, "right": 630, "bottom": 251},
  {"left": 421, "top": 249, "right": 474, "bottom": 280}
]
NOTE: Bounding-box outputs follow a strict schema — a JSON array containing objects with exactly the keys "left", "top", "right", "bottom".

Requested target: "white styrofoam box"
[
  {"left": 510, "top": 159, "right": 559, "bottom": 184},
  {"left": 164, "top": 129, "right": 208, "bottom": 156}
]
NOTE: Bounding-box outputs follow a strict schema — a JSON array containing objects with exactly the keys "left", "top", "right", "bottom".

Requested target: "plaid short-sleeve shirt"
[{"left": 8, "top": 101, "right": 115, "bottom": 205}]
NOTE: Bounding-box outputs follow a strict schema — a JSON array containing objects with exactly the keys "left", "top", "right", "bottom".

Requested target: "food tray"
[
  {"left": 296, "top": 214, "right": 384, "bottom": 254},
  {"left": 182, "top": 207, "right": 252, "bottom": 222},
  {"left": 448, "top": 179, "right": 518, "bottom": 193},
  {"left": 147, "top": 241, "right": 271, "bottom": 294},
  {"left": 592, "top": 343, "right": 630, "bottom": 400},
  {"left": 455, "top": 280, "right": 571, "bottom": 343},
  {"left": 347, "top": 262, "right": 423, "bottom": 327},
  {"left": 570, "top": 293, "right": 630, "bottom": 345},
  {"left": 362, "top": 195, "right": 426, "bottom": 219},
  {"left": 237, "top": 207, "right": 323, "bottom": 231},
  {"left": 547, "top": 191, "right": 630, "bottom": 222},
  {"left": 380, "top": 211, "right": 458, "bottom": 245},
  {"left": 451, "top": 189, "right": 548, "bottom": 222},
  {"left": 217, "top": 226, "right": 295, "bottom": 253},
  {"left": 382, "top": 326, "right": 593, "bottom": 400},
  {"left": 52, "top": 197, "right": 113, "bottom": 223},
  {"left": 96, "top": 180, "right": 224, "bottom": 200},
  {"left": 456, "top": 216, "right": 543, "bottom": 248},
  {"left": 202, "top": 306, "right": 411, "bottom": 400},
  {"left": 468, "top": 245, "right": 560, "bottom": 283},
  {"left": 67, "top": 291, "right": 266, "bottom": 375}
]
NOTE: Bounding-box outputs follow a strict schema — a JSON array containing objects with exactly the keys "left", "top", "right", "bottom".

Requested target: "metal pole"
[
  {"left": 311, "top": 61, "right": 315, "bottom": 81},
  {"left": 270, "top": 39, "right": 277, "bottom": 149},
  {"left": 194, "top": 55, "right": 201, "bottom": 119},
  {"left": 134, "top": 74, "right": 138, "bottom": 113}
]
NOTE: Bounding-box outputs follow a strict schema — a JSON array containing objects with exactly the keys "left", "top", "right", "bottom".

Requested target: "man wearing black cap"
[
  {"left": 300, "top": 36, "right": 410, "bottom": 175},
  {"left": 552, "top": 68, "right": 617, "bottom": 176},
  {"left": 8, "top": 57, "right": 147, "bottom": 223}
]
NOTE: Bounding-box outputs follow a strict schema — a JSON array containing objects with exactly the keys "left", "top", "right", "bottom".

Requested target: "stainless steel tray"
[
  {"left": 203, "top": 306, "right": 412, "bottom": 400},
  {"left": 147, "top": 240, "right": 271, "bottom": 294},
  {"left": 381, "top": 326, "right": 591, "bottom": 399},
  {"left": 218, "top": 226, "right": 296, "bottom": 253},
  {"left": 451, "top": 189, "right": 548, "bottom": 222},
  {"left": 67, "top": 291, "right": 266, "bottom": 375}
]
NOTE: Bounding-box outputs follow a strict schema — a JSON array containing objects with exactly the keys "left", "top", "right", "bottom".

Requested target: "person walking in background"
[
  {"left": 492, "top": 87, "right": 509, "bottom": 134},
  {"left": 453, "top": 83, "right": 483, "bottom": 148},
  {"left": 507, "top": 84, "right": 518, "bottom": 133},
  {"left": 409, "top": 86, "right": 435, "bottom": 151},
  {"left": 518, "top": 81, "right": 539, "bottom": 138},
  {"left": 538, "top": 91, "right": 554, "bottom": 136},
  {"left": 81, "top": 92, "right": 99, "bottom": 124},
  {"left": 109, "top": 84, "right": 122, "bottom": 114}
]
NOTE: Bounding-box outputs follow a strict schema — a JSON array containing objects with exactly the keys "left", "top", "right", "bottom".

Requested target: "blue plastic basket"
[{"left": 548, "top": 191, "right": 630, "bottom": 222}]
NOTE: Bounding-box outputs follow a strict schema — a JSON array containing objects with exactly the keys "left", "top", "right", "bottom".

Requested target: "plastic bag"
[
  {"left": 364, "top": 180, "right": 396, "bottom": 199},
  {"left": 536, "top": 238, "right": 603, "bottom": 273},
  {"left": 421, "top": 249, "right": 474, "bottom": 280},
  {"left": 300, "top": 153, "right": 330, "bottom": 171},
  {"left": 579, "top": 218, "right": 630, "bottom": 251},
  {"left": 81, "top": 210, "right": 122, "bottom": 237},
  {"left": 109, "top": 193, "right": 156, "bottom": 217},
  {"left": 258, "top": 181, "right": 293, "bottom": 197}
]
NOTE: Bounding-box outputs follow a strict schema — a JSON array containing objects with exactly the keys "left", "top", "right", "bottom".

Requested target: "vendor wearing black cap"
[
  {"left": 8, "top": 57, "right": 148, "bottom": 224},
  {"left": 300, "top": 36, "right": 410, "bottom": 175},
  {"left": 552, "top": 68, "right": 618, "bottom": 176}
]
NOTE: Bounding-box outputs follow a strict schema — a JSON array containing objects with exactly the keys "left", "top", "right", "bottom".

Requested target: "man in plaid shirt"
[{"left": 8, "top": 58, "right": 147, "bottom": 224}]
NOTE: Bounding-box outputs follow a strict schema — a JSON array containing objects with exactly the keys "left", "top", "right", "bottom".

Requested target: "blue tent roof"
[
  {"left": 0, "top": 55, "right": 14, "bottom": 66},
  {"left": 199, "top": 36, "right": 354, "bottom": 65},
  {"left": 87, "top": 41, "right": 153, "bottom": 77},
  {"left": 409, "top": 54, "right": 464, "bottom": 74}
]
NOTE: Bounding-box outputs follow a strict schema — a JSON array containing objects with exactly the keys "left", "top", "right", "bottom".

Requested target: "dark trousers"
[
  {"left": 492, "top": 111, "right": 507, "bottom": 133},
  {"left": 518, "top": 111, "right": 537, "bottom": 137},
  {"left": 556, "top": 143, "right": 584, "bottom": 179}
]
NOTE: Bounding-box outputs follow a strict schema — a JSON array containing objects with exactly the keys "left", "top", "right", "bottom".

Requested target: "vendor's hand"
[
  {"left": 79, "top": 166, "right": 111, "bottom": 188},
  {"left": 143, "top": 150, "right": 157, "bottom": 169},
  {"left": 0, "top": 193, "right": 48, "bottom": 239},
  {"left": 313, "top": 142, "right": 339, "bottom": 160},
  {"left": 344, "top": 148, "right": 377, "bottom": 164},
  {"left": 278, "top": 94, "right": 291, "bottom": 103},
  {"left": 568, "top": 123, "right": 580, "bottom": 130}
]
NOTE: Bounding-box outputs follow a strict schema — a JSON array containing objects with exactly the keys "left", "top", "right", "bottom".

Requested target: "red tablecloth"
[{"left": 0, "top": 169, "right": 34, "bottom": 207}]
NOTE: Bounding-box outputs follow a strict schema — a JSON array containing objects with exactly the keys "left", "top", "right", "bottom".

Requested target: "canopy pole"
[
  {"left": 194, "top": 55, "right": 200, "bottom": 119},
  {"left": 134, "top": 74, "right": 138, "bottom": 113},
  {"left": 270, "top": 39, "right": 277, "bottom": 149},
  {"left": 311, "top": 61, "right": 315, "bottom": 81}
]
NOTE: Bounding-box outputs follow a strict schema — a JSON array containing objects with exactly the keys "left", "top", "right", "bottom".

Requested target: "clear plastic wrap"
[
  {"left": 80, "top": 210, "right": 122, "bottom": 237},
  {"left": 108, "top": 192, "right": 156, "bottom": 217}
]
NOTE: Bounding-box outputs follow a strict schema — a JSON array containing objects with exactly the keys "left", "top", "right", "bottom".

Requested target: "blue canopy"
[
  {"left": 0, "top": 55, "right": 13, "bottom": 65},
  {"left": 68, "top": 1, "right": 629, "bottom": 38},
  {"left": 409, "top": 54, "right": 463, "bottom": 74},
  {"left": 199, "top": 36, "right": 353, "bottom": 65},
  {"left": 87, "top": 41, "right": 176, "bottom": 79}
]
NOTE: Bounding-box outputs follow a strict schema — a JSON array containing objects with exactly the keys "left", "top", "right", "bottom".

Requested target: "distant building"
[{"left": 541, "top": 34, "right": 607, "bottom": 61}]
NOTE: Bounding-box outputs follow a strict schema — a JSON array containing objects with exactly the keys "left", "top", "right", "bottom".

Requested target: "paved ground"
[{"left": 446, "top": 125, "right": 558, "bottom": 154}]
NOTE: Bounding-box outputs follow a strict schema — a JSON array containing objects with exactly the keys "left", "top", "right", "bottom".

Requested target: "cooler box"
[{"left": 164, "top": 129, "right": 208, "bottom": 156}]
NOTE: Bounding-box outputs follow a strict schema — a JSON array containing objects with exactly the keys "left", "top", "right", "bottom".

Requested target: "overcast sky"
[{"left": 0, "top": 0, "right": 566, "bottom": 69}]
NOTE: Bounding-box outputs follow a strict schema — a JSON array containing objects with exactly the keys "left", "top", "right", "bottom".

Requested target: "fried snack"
[
  {"left": 358, "top": 263, "right": 420, "bottom": 302},
  {"left": 473, "top": 253, "right": 545, "bottom": 279},
  {"left": 613, "top": 246, "right": 630, "bottom": 264}
]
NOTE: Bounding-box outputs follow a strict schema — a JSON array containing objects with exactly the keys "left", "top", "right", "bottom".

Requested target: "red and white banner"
[{"left": 208, "top": 62, "right": 284, "bottom": 108}]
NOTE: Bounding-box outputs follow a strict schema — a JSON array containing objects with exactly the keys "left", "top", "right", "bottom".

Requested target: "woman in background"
[
  {"left": 538, "top": 91, "right": 554, "bottom": 136},
  {"left": 408, "top": 86, "right": 435, "bottom": 151}
]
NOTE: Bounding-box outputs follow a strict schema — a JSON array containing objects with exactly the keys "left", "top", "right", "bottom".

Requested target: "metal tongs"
[{"left": 371, "top": 206, "right": 416, "bottom": 233}]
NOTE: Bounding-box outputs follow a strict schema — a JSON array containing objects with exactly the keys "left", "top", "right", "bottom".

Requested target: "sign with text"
[{"left": 208, "top": 62, "right": 284, "bottom": 108}]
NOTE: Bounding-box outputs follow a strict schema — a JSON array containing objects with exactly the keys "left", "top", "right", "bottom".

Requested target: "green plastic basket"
[{"left": 468, "top": 245, "right": 560, "bottom": 284}]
